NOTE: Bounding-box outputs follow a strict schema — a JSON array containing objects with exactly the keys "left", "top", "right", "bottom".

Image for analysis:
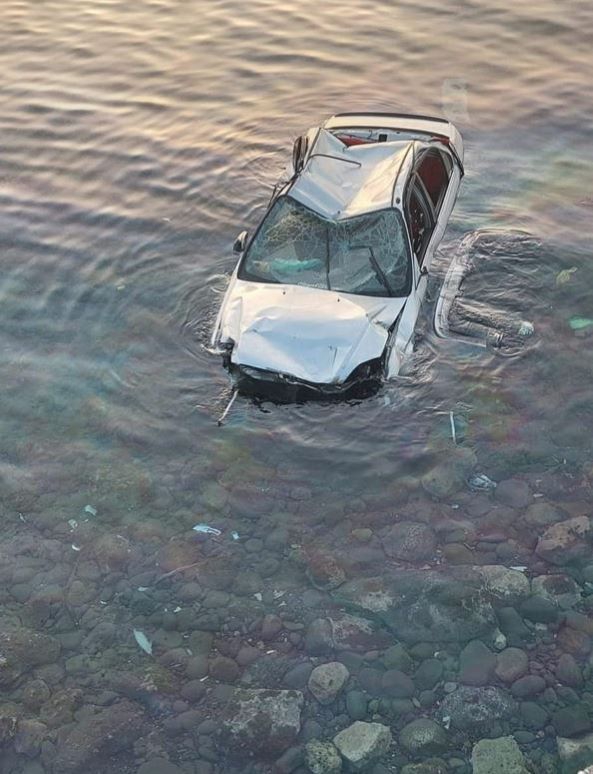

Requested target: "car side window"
[
  {"left": 415, "top": 150, "right": 451, "bottom": 214},
  {"left": 406, "top": 183, "right": 433, "bottom": 265}
]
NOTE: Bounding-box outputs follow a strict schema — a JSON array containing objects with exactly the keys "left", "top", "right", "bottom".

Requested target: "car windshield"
[{"left": 239, "top": 196, "right": 411, "bottom": 297}]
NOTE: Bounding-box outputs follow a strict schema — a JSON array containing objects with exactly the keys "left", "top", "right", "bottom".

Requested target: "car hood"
[{"left": 220, "top": 280, "right": 407, "bottom": 384}]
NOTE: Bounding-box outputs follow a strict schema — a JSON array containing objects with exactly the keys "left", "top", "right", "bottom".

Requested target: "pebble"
[
  {"left": 333, "top": 721, "right": 392, "bottom": 771},
  {"left": 399, "top": 719, "right": 448, "bottom": 756},
  {"left": 556, "top": 653, "right": 583, "bottom": 687},
  {"left": 458, "top": 640, "right": 496, "bottom": 686},
  {"left": 495, "top": 648, "right": 529, "bottom": 683},
  {"left": 346, "top": 690, "right": 368, "bottom": 721},
  {"left": 511, "top": 675, "right": 546, "bottom": 698},
  {"left": 305, "top": 740, "right": 342, "bottom": 774},
  {"left": 381, "top": 669, "right": 415, "bottom": 699},
  {"left": 209, "top": 656, "right": 240, "bottom": 683},
  {"left": 414, "top": 659, "right": 443, "bottom": 691},
  {"left": 552, "top": 703, "right": 592, "bottom": 737}
]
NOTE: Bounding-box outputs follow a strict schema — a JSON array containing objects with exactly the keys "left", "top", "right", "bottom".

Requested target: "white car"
[{"left": 211, "top": 112, "right": 464, "bottom": 398}]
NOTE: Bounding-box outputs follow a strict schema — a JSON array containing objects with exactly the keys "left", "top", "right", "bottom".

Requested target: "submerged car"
[{"left": 211, "top": 111, "right": 464, "bottom": 398}]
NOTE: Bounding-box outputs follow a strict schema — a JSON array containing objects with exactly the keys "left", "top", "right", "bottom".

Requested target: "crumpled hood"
[{"left": 220, "top": 281, "right": 406, "bottom": 384}]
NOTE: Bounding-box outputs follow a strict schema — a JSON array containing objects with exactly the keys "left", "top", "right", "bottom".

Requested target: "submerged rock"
[
  {"left": 380, "top": 521, "right": 437, "bottom": 562},
  {"left": 458, "top": 640, "right": 496, "bottom": 686},
  {"left": 471, "top": 736, "right": 529, "bottom": 774},
  {"left": 52, "top": 700, "right": 145, "bottom": 772},
  {"left": 333, "top": 721, "right": 391, "bottom": 771},
  {"left": 305, "top": 740, "right": 342, "bottom": 774},
  {"left": 308, "top": 662, "right": 349, "bottom": 705},
  {"left": 0, "top": 625, "right": 61, "bottom": 686},
  {"left": 304, "top": 614, "right": 390, "bottom": 655},
  {"left": 557, "top": 732, "right": 593, "bottom": 772},
  {"left": 399, "top": 719, "right": 448, "bottom": 756},
  {"left": 535, "top": 516, "right": 591, "bottom": 565},
  {"left": 478, "top": 565, "right": 530, "bottom": 606},
  {"left": 494, "top": 648, "right": 529, "bottom": 684},
  {"left": 438, "top": 686, "right": 516, "bottom": 731},
  {"left": 334, "top": 568, "right": 497, "bottom": 643},
  {"left": 222, "top": 688, "right": 304, "bottom": 756}
]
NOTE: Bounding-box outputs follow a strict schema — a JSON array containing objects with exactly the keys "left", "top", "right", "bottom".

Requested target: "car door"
[{"left": 414, "top": 148, "right": 454, "bottom": 270}]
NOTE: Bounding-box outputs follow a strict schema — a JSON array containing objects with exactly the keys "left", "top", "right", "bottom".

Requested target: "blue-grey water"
[{"left": 1, "top": 1, "right": 593, "bottom": 772}]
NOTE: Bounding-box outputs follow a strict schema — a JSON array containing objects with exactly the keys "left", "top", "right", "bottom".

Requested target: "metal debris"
[
  {"left": 192, "top": 523, "right": 222, "bottom": 536},
  {"left": 468, "top": 473, "right": 497, "bottom": 491}
]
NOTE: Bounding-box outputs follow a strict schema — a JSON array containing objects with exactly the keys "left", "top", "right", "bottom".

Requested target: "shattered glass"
[{"left": 241, "top": 196, "right": 411, "bottom": 297}]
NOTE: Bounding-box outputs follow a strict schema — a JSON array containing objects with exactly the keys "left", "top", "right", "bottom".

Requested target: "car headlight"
[{"left": 346, "top": 358, "right": 382, "bottom": 383}]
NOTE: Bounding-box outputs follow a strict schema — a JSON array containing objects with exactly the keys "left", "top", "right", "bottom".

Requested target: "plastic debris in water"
[
  {"left": 231, "top": 530, "right": 240, "bottom": 541},
  {"left": 133, "top": 629, "right": 152, "bottom": 655},
  {"left": 556, "top": 267, "right": 578, "bottom": 286},
  {"left": 192, "top": 523, "right": 222, "bottom": 536},
  {"left": 84, "top": 504, "right": 97, "bottom": 517},
  {"left": 71, "top": 544, "right": 82, "bottom": 552},
  {"left": 517, "top": 320, "right": 534, "bottom": 337},
  {"left": 449, "top": 411, "right": 457, "bottom": 444},
  {"left": 569, "top": 316, "right": 593, "bottom": 331},
  {"left": 468, "top": 473, "right": 497, "bottom": 491},
  {"left": 137, "top": 586, "right": 149, "bottom": 592},
  {"left": 68, "top": 519, "right": 78, "bottom": 530}
]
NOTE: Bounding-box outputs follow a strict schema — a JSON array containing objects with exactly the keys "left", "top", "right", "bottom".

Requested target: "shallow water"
[{"left": 1, "top": 1, "right": 593, "bottom": 772}]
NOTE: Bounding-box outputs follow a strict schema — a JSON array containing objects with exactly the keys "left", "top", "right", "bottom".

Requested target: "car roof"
[{"left": 289, "top": 129, "right": 415, "bottom": 220}]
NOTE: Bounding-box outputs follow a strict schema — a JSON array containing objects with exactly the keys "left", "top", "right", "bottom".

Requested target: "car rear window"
[{"left": 239, "top": 197, "right": 411, "bottom": 297}]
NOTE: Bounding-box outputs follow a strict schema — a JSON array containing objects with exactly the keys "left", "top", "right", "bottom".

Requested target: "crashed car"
[{"left": 211, "top": 112, "right": 464, "bottom": 398}]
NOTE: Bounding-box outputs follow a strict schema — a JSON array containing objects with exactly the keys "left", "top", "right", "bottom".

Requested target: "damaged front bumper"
[{"left": 230, "top": 358, "right": 383, "bottom": 402}]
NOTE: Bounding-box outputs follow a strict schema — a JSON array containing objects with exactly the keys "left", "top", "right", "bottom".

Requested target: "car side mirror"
[{"left": 233, "top": 230, "right": 248, "bottom": 254}]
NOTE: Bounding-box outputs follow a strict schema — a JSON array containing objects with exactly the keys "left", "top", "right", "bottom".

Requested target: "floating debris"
[
  {"left": 231, "top": 530, "right": 240, "bottom": 541},
  {"left": 556, "top": 267, "right": 578, "bottom": 286},
  {"left": 133, "top": 629, "right": 153, "bottom": 655},
  {"left": 84, "top": 504, "right": 97, "bottom": 517},
  {"left": 569, "top": 316, "right": 593, "bottom": 331},
  {"left": 517, "top": 320, "right": 534, "bottom": 337},
  {"left": 68, "top": 519, "right": 78, "bottom": 530},
  {"left": 217, "top": 388, "right": 239, "bottom": 426},
  {"left": 192, "top": 523, "right": 222, "bottom": 536},
  {"left": 510, "top": 566, "right": 528, "bottom": 572},
  {"left": 137, "top": 586, "right": 149, "bottom": 592},
  {"left": 71, "top": 544, "right": 82, "bottom": 552},
  {"left": 468, "top": 473, "right": 497, "bottom": 491}
]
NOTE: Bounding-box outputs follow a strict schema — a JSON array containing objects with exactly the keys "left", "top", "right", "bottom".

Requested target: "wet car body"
[{"left": 211, "top": 112, "right": 464, "bottom": 398}]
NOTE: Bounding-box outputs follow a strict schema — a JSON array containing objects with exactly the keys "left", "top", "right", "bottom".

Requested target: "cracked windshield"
[{"left": 1, "top": 1, "right": 593, "bottom": 773}]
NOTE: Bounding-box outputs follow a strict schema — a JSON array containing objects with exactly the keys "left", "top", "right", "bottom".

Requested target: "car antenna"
[{"left": 217, "top": 388, "right": 239, "bottom": 426}]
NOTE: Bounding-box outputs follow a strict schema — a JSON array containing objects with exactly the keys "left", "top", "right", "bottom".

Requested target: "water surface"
[{"left": 1, "top": 1, "right": 593, "bottom": 772}]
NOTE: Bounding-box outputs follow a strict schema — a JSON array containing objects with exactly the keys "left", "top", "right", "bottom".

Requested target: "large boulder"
[
  {"left": 471, "top": 736, "right": 529, "bottom": 774},
  {"left": 334, "top": 568, "right": 497, "bottom": 643},
  {"left": 535, "top": 516, "right": 591, "bottom": 565},
  {"left": 333, "top": 721, "right": 391, "bottom": 771},
  {"left": 52, "top": 701, "right": 145, "bottom": 772},
  {"left": 221, "top": 689, "right": 303, "bottom": 756}
]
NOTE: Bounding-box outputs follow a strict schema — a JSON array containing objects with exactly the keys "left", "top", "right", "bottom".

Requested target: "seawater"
[{"left": 1, "top": 1, "right": 593, "bottom": 772}]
